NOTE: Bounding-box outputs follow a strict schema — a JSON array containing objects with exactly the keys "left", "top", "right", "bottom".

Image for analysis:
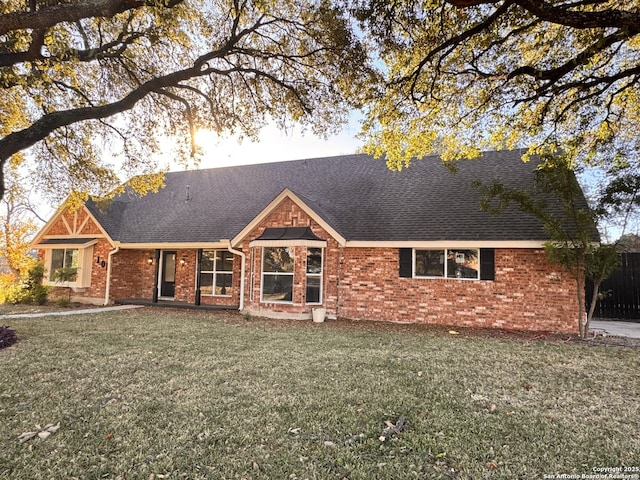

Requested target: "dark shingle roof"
[{"left": 85, "top": 150, "right": 588, "bottom": 244}]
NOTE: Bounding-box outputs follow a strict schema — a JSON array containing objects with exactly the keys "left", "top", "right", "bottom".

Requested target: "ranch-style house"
[{"left": 33, "top": 150, "right": 592, "bottom": 333}]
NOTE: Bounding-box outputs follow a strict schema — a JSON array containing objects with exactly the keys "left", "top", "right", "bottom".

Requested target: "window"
[
  {"left": 306, "top": 248, "right": 322, "bottom": 304},
  {"left": 261, "top": 247, "right": 294, "bottom": 302},
  {"left": 200, "top": 250, "right": 233, "bottom": 296},
  {"left": 49, "top": 248, "right": 79, "bottom": 281},
  {"left": 415, "top": 249, "right": 479, "bottom": 280}
]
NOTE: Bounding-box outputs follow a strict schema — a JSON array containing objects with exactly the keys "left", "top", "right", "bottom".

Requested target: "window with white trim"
[
  {"left": 49, "top": 248, "right": 79, "bottom": 281},
  {"left": 261, "top": 247, "right": 294, "bottom": 302},
  {"left": 306, "top": 248, "right": 322, "bottom": 304},
  {"left": 414, "top": 249, "right": 479, "bottom": 280},
  {"left": 200, "top": 250, "right": 233, "bottom": 296}
]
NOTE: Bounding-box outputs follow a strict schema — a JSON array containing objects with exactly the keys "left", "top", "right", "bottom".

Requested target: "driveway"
[{"left": 590, "top": 320, "right": 640, "bottom": 339}]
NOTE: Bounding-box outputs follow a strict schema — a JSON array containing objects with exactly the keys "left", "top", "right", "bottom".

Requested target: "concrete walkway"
[
  {"left": 590, "top": 320, "right": 640, "bottom": 339},
  {"left": 0, "top": 304, "right": 144, "bottom": 319}
]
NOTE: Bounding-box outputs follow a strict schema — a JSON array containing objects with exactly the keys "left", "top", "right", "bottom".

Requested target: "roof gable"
[
  {"left": 231, "top": 189, "right": 346, "bottom": 247},
  {"left": 33, "top": 203, "right": 112, "bottom": 247}
]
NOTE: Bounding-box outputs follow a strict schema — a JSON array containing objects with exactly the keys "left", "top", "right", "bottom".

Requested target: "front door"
[{"left": 160, "top": 251, "right": 176, "bottom": 298}]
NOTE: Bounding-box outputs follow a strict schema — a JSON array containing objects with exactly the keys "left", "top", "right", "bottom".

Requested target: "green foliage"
[
  {"left": 55, "top": 297, "right": 71, "bottom": 308},
  {"left": 353, "top": 0, "right": 639, "bottom": 174},
  {"left": 51, "top": 266, "right": 77, "bottom": 302},
  {"left": 51, "top": 266, "right": 77, "bottom": 284},
  {"left": 0, "top": 261, "right": 49, "bottom": 305},
  {"left": 476, "top": 152, "right": 619, "bottom": 338}
]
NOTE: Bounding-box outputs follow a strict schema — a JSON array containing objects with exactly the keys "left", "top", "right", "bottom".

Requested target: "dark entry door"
[{"left": 160, "top": 251, "right": 176, "bottom": 298}]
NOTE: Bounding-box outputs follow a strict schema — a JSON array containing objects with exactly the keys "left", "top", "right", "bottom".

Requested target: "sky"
[{"left": 165, "top": 120, "right": 364, "bottom": 172}]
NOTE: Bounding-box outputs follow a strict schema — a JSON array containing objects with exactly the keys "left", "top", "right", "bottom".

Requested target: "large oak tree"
[
  {"left": 353, "top": 0, "right": 639, "bottom": 171},
  {"left": 0, "top": 0, "right": 370, "bottom": 202}
]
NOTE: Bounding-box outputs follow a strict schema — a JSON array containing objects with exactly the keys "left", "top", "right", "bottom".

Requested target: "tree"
[
  {"left": 617, "top": 233, "right": 640, "bottom": 252},
  {"left": 477, "top": 152, "right": 629, "bottom": 338},
  {"left": 0, "top": 0, "right": 371, "bottom": 202},
  {"left": 0, "top": 165, "right": 39, "bottom": 278},
  {"left": 352, "top": 0, "right": 640, "bottom": 171},
  {"left": 51, "top": 266, "right": 79, "bottom": 303}
]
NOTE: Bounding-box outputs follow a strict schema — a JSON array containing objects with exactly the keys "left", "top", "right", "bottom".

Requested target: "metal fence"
[{"left": 587, "top": 253, "right": 640, "bottom": 321}]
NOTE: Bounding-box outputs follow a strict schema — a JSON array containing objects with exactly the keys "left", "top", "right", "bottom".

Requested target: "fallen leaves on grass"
[
  {"left": 379, "top": 416, "right": 405, "bottom": 441},
  {"left": 18, "top": 423, "right": 60, "bottom": 443}
]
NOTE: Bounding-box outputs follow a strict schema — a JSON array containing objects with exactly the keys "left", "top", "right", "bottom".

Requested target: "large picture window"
[
  {"left": 261, "top": 247, "right": 294, "bottom": 302},
  {"left": 306, "top": 248, "right": 322, "bottom": 304},
  {"left": 200, "top": 250, "right": 234, "bottom": 296},
  {"left": 415, "top": 249, "right": 479, "bottom": 280},
  {"left": 49, "top": 248, "right": 79, "bottom": 281}
]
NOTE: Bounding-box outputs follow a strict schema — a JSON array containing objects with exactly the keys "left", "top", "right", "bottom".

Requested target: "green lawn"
[{"left": 1, "top": 309, "right": 638, "bottom": 479}]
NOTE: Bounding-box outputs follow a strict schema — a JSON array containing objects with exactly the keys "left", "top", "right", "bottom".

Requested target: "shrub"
[
  {"left": 0, "top": 326, "right": 17, "bottom": 349},
  {"left": 30, "top": 284, "right": 49, "bottom": 305},
  {"left": 2, "top": 283, "right": 30, "bottom": 304},
  {"left": 0, "top": 262, "right": 49, "bottom": 305},
  {"left": 24, "top": 262, "right": 49, "bottom": 305},
  {"left": 55, "top": 297, "right": 71, "bottom": 308}
]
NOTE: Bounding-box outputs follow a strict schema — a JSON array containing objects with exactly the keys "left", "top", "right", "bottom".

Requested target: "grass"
[{"left": 1, "top": 309, "right": 639, "bottom": 479}]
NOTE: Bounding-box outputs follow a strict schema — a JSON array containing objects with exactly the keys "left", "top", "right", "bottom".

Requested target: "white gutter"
[
  {"left": 225, "top": 242, "right": 246, "bottom": 311},
  {"left": 103, "top": 246, "right": 120, "bottom": 306}
]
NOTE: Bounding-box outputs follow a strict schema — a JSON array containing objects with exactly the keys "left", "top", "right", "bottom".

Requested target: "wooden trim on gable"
[
  {"left": 230, "top": 189, "right": 347, "bottom": 248},
  {"left": 31, "top": 203, "right": 115, "bottom": 248}
]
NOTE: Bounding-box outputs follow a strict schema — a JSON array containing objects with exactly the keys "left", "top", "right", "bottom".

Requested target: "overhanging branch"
[{"left": 0, "top": 0, "right": 186, "bottom": 36}]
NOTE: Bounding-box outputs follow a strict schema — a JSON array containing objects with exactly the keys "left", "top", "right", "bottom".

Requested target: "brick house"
[{"left": 32, "top": 151, "right": 590, "bottom": 332}]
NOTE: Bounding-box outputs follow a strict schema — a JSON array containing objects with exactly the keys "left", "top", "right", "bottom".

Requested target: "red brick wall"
[
  {"left": 109, "top": 249, "right": 157, "bottom": 301},
  {"left": 337, "top": 247, "right": 577, "bottom": 333},
  {"left": 241, "top": 198, "right": 340, "bottom": 317},
  {"left": 240, "top": 197, "right": 578, "bottom": 332},
  {"left": 107, "top": 249, "right": 241, "bottom": 307}
]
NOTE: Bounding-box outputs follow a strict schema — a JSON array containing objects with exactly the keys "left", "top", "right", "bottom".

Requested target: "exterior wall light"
[
  {"left": 148, "top": 257, "right": 153, "bottom": 265},
  {"left": 180, "top": 257, "right": 186, "bottom": 266}
]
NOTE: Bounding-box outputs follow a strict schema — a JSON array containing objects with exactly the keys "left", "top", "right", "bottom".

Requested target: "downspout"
[
  {"left": 226, "top": 242, "right": 246, "bottom": 311},
  {"left": 103, "top": 246, "right": 120, "bottom": 306}
]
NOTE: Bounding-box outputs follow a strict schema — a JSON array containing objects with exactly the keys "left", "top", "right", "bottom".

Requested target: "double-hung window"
[
  {"left": 415, "top": 249, "right": 480, "bottom": 280},
  {"left": 200, "top": 250, "right": 233, "bottom": 296},
  {"left": 306, "top": 248, "right": 323, "bottom": 304},
  {"left": 49, "top": 248, "right": 79, "bottom": 281},
  {"left": 261, "top": 247, "right": 294, "bottom": 302}
]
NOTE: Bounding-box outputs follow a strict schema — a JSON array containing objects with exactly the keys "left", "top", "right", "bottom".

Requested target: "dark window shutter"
[
  {"left": 399, "top": 248, "right": 413, "bottom": 278},
  {"left": 480, "top": 248, "right": 495, "bottom": 281}
]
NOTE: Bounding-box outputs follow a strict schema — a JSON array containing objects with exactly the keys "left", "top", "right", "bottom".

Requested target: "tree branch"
[
  {"left": 0, "top": 0, "right": 186, "bottom": 36},
  {"left": 447, "top": 0, "right": 640, "bottom": 32}
]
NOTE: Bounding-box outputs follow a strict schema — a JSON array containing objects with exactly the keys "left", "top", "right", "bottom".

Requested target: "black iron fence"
[{"left": 586, "top": 252, "right": 640, "bottom": 322}]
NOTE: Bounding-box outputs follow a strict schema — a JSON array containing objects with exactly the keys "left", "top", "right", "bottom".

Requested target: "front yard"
[{"left": 1, "top": 309, "right": 638, "bottom": 479}]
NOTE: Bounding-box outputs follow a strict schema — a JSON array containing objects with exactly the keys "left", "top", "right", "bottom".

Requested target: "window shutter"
[
  {"left": 480, "top": 248, "right": 495, "bottom": 281},
  {"left": 399, "top": 248, "right": 413, "bottom": 278}
]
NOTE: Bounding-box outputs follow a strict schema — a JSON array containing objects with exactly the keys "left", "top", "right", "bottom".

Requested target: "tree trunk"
[
  {"left": 575, "top": 262, "right": 587, "bottom": 339},
  {"left": 586, "top": 279, "right": 602, "bottom": 335}
]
